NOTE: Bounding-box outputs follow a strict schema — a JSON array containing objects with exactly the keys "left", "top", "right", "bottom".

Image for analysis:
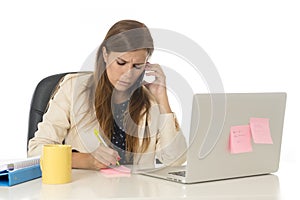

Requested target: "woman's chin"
[{"left": 114, "top": 84, "right": 130, "bottom": 92}]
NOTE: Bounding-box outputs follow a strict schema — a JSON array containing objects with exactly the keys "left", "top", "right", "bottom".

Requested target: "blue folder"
[{"left": 0, "top": 165, "right": 41, "bottom": 186}]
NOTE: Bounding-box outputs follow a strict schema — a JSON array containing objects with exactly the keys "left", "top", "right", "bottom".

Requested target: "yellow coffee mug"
[{"left": 41, "top": 144, "right": 72, "bottom": 184}]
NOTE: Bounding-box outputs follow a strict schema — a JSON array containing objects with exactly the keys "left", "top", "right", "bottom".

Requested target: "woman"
[{"left": 28, "top": 19, "right": 187, "bottom": 170}]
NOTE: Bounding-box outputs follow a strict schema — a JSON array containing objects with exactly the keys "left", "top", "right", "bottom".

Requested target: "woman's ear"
[{"left": 102, "top": 46, "right": 108, "bottom": 63}]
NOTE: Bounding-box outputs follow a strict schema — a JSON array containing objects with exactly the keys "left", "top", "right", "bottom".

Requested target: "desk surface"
[{"left": 0, "top": 169, "right": 279, "bottom": 200}]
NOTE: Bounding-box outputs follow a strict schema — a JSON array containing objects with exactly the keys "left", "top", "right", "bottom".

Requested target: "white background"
[{"left": 0, "top": 0, "right": 299, "bottom": 198}]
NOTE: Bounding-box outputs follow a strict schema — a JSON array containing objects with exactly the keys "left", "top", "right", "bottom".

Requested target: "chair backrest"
[{"left": 27, "top": 72, "right": 76, "bottom": 150}]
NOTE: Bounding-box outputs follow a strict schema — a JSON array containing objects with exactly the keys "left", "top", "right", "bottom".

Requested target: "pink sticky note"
[
  {"left": 229, "top": 125, "right": 253, "bottom": 154},
  {"left": 250, "top": 118, "right": 273, "bottom": 144},
  {"left": 100, "top": 166, "right": 131, "bottom": 177},
  {"left": 113, "top": 165, "right": 131, "bottom": 173}
]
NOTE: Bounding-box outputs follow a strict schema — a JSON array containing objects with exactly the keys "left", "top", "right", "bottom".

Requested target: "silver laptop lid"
[{"left": 185, "top": 93, "right": 286, "bottom": 183}]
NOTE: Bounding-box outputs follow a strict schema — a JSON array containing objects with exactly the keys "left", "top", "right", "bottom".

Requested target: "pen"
[{"left": 94, "top": 129, "right": 120, "bottom": 166}]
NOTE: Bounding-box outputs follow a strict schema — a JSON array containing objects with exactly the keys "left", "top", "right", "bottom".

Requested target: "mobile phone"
[{"left": 143, "top": 70, "right": 155, "bottom": 83}]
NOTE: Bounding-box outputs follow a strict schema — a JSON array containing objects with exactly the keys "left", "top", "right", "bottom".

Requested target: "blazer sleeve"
[
  {"left": 154, "top": 108, "right": 187, "bottom": 166},
  {"left": 27, "top": 75, "right": 73, "bottom": 157}
]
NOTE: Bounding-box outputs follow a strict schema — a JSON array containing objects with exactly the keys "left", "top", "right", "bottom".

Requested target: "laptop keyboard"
[{"left": 168, "top": 171, "right": 186, "bottom": 177}]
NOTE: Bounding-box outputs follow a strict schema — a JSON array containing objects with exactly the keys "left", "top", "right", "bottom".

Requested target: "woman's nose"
[{"left": 122, "top": 64, "right": 134, "bottom": 77}]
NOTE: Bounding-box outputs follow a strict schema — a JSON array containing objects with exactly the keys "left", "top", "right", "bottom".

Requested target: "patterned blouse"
[{"left": 112, "top": 100, "right": 133, "bottom": 164}]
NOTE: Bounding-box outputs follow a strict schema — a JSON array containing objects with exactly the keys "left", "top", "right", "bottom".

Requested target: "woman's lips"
[{"left": 117, "top": 80, "right": 130, "bottom": 86}]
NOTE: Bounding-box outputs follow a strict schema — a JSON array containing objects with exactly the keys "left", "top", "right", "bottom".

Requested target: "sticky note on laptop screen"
[
  {"left": 250, "top": 118, "right": 273, "bottom": 144},
  {"left": 229, "top": 125, "right": 253, "bottom": 154}
]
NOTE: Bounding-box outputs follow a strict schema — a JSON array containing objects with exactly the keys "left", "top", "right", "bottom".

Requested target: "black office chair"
[{"left": 27, "top": 72, "right": 76, "bottom": 150}]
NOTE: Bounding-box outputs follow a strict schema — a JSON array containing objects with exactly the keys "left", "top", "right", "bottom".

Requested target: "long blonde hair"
[{"left": 88, "top": 20, "right": 154, "bottom": 158}]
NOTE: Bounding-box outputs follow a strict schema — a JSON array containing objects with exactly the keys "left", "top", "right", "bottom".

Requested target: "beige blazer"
[{"left": 28, "top": 73, "right": 187, "bottom": 168}]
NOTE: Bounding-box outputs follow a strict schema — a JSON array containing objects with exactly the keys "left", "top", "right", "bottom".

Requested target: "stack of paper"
[{"left": 0, "top": 157, "right": 41, "bottom": 186}]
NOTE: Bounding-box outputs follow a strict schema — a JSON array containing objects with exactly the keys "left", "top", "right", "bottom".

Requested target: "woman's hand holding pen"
[
  {"left": 143, "top": 63, "right": 172, "bottom": 113},
  {"left": 91, "top": 145, "right": 121, "bottom": 167},
  {"left": 92, "top": 129, "right": 121, "bottom": 167}
]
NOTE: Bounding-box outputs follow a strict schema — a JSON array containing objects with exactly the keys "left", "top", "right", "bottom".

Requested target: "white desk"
[{"left": 0, "top": 169, "right": 279, "bottom": 200}]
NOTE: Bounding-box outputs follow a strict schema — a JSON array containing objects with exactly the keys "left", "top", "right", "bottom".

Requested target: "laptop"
[{"left": 138, "top": 93, "right": 287, "bottom": 184}]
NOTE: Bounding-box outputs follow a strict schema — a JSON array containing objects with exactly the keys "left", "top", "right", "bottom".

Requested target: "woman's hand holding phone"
[{"left": 142, "top": 63, "right": 172, "bottom": 113}]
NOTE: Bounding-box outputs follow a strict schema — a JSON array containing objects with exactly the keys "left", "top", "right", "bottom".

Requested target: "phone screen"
[{"left": 143, "top": 70, "right": 155, "bottom": 83}]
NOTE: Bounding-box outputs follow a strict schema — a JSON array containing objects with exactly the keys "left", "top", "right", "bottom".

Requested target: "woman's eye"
[
  {"left": 134, "top": 64, "right": 145, "bottom": 69},
  {"left": 116, "top": 61, "right": 126, "bottom": 66}
]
